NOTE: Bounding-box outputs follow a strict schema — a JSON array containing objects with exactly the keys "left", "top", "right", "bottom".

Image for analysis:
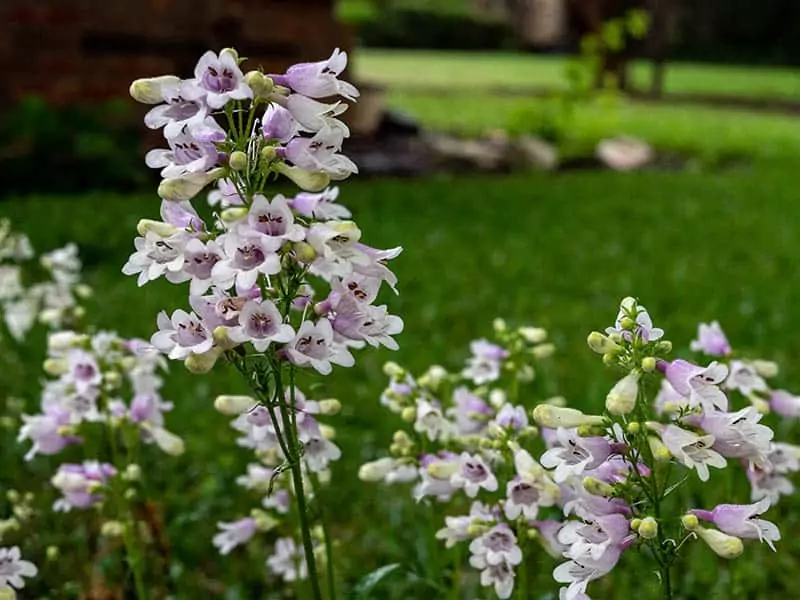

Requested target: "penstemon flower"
[{"left": 126, "top": 46, "right": 401, "bottom": 599}]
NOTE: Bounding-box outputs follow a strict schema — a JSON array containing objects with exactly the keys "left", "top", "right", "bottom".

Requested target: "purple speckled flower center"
[
  {"left": 296, "top": 334, "right": 327, "bottom": 359},
  {"left": 463, "top": 460, "right": 487, "bottom": 482},
  {"left": 203, "top": 67, "right": 237, "bottom": 93},
  {"left": 234, "top": 244, "right": 265, "bottom": 270},
  {"left": 176, "top": 320, "right": 208, "bottom": 346}
]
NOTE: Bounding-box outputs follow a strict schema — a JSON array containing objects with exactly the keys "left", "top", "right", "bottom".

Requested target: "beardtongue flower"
[
  {"left": 0, "top": 546, "right": 38, "bottom": 591},
  {"left": 690, "top": 321, "right": 731, "bottom": 356},
  {"left": 689, "top": 497, "right": 780, "bottom": 550},
  {"left": 770, "top": 389, "right": 800, "bottom": 418},
  {"left": 663, "top": 359, "right": 729, "bottom": 412},
  {"left": 212, "top": 517, "right": 258, "bottom": 555},
  {"left": 648, "top": 423, "right": 726, "bottom": 482},
  {"left": 540, "top": 428, "right": 612, "bottom": 483},
  {"left": 271, "top": 48, "right": 359, "bottom": 101},
  {"left": 186, "top": 49, "right": 252, "bottom": 109},
  {"left": 699, "top": 407, "right": 773, "bottom": 467},
  {"left": 17, "top": 405, "right": 80, "bottom": 460}
]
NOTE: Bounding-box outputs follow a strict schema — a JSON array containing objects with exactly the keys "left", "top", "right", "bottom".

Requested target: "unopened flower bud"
[
  {"left": 493, "top": 318, "right": 507, "bottom": 333},
  {"left": 274, "top": 162, "right": 330, "bottom": 192},
  {"left": 46, "top": 545, "right": 59, "bottom": 561},
  {"left": 467, "top": 523, "right": 490, "bottom": 537},
  {"left": 137, "top": 219, "right": 180, "bottom": 237},
  {"left": 641, "top": 357, "right": 657, "bottom": 372},
  {"left": 427, "top": 460, "right": 459, "bottom": 479},
  {"left": 123, "top": 464, "right": 141, "bottom": 482},
  {"left": 752, "top": 360, "right": 779, "bottom": 378},
  {"left": 638, "top": 517, "right": 658, "bottom": 539},
  {"left": 124, "top": 489, "right": 137, "bottom": 501},
  {"left": 318, "top": 399, "right": 341, "bottom": 415},
  {"left": 229, "top": 151, "right": 248, "bottom": 171},
  {"left": 43, "top": 358, "right": 68, "bottom": 376},
  {"left": 602, "top": 353, "right": 618, "bottom": 367},
  {"left": 400, "top": 407, "right": 416, "bottom": 422},
  {"left": 648, "top": 435, "right": 672, "bottom": 461},
  {"left": 488, "top": 389, "right": 507, "bottom": 408},
  {"left": 148, "top": 426, "right": 185, "bottom": 456},
  {"left": 292, "top": 241, "right": 317, "bottom": 264},
  {"left": 392, "top": 430, "right": 413, "bottom": 450},
  {"left": 184, "top": 347, "right": 222, "bottom": 374},
  {"left": 261, "top": 146, "right": 277, "bottom": 162},
  {"left": 532, "top": 344, "right": 555, "bottom": 359},
  {"left": 220, "top": 207, "right": 249, "bottom": 225},
  {"left": 251, "top": 509, "right": 280, "bottom": 532},
  {"left": 383, "top": 362, "right": 405, "bottom": 378},
  {"left": 626, "top": 422, "right": 641, "bottom": 435},
  {"left": 358, "top": 457, "right": 396, "bottom": 482},
  {"left": 630, "top": 518, "right": 642, "bottom": 531},
  {"left": 158, "top": 168, "right": 224, "bottom": 202},
  {"left": 533, "top": 405, "right": 604, "bottom": 429},
  {"left": 576, "top": 424, "right": 605, "bottom": 437},
  {"left": 6, "top": 490, "right": 20, "bottom": 504},
  {"left": 750, "top": 396, "right": 770, "bottom": 414},
  {"left": 583, "top": 476, "right": 614, "bottom": 497},
  {"left": 681, "top": 514, "right": 699, "bottom": 531},
  {"left": 655, "top": 340, "right": 672, "bottom": 354},
  {"left": 101, "top": 521, "right": 126, "bottom": 538},
  {"left": 214, "top": 395, "right": 257, "bottom": 415},
  {"left": 0, "top": 586, "right": 15, "bottom": 600},
  {"left": 587, "top": 331, "right": 622, "bottom": 355},
  {"left": 620, "top": 316, "right": 635, "bottom": 331},
  {"left": 520, "top": 327, "right": 547, "bottom": 343},
  {"left": 319, "top": 424, "right": 335, "bottom": 439},
  {"left": 104, "top": 371, "right": 122, "bottom": 387},
  {"left": 75, "top": 283, "right": 93, "bottom": 298},
  {"left": 47, "top": 331, "right": 86, "bottom": 353},
  {"left": 695, "top": 526, "right": 743, "bottom": 559},
  {"left": 244, "top": 70, "right": 274, "bottom": 97},
  {"left": 129, "top": 75, "right": 180, "bottom": 104},
  {"left": 606, "top": 372, "right": 639, "bottom": 415}
]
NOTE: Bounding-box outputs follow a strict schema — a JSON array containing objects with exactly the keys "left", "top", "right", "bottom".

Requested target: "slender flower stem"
[
  {"left": 274, "top": 366, "right": 324, "bottom": 600},
  {"left": 310, "top": 472, "right": 337, "bottom": 600}
]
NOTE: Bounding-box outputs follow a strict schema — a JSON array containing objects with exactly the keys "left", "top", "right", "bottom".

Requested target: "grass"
[
  {"left": 355, "top": 49, "right": 800, "bottom": 100},
  {"left": 4, "top": 161, "right": 800, "bottom": 598}
]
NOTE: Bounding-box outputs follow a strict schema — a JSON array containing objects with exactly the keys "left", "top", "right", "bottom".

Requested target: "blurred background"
[{"left": 3, "top": 0, "right": 800, "bottom": 598}]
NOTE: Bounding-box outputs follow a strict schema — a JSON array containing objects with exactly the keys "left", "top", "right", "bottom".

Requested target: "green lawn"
[
  {"left": 4, "top": 161, "right": 800, "bottom": 598},
  {"left": 355, "top": 49, "right": 800, "bottom": 100}
]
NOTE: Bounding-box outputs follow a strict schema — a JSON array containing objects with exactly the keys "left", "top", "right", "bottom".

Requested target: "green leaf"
[{"left": 352, "top": 563, "right": 402, "bottom": 598}]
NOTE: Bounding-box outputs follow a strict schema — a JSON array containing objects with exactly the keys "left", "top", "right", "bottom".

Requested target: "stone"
[
  {"left": 426, "top": 133, "right": 509, "bottom": 172},
  {"left": 515, "top": 135, "right": 559, "bottom": 171},
  {"left": 596, "top": 136, "right": 655, "bottom": 171}
]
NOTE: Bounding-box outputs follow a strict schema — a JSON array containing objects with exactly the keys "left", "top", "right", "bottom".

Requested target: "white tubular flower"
[
  {"left": 651, "top": 424, "right": 726, "bottom": 482},
  {"left": 214, "top": 395, "right": 257, "bottom": 415}
]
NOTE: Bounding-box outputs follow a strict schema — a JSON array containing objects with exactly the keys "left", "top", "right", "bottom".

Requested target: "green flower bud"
[
  {"left": 292, "top": 241, "right": 317, "bottom": 264},
  {"left": 605, "top": 372, "right": 639, "bottom": 415},
  {"left": 137, "top": 219, "right": 180, "bottom": 237},
  {"left": 587, "top": 331, "right": 622, "bottom": 355},
  {"left": 229, "top": 151, "right": 248, "bottom": 171},
  {"left": 214, "top": 395, "right": 257, "bottom": 415},
  {"left": 274, "top": 162, "right": 330, "bottom": 192},
  {"left": 400, "top": 407, "right": 416, "bottom": 422},
  {"left": 641, "top": 356, "right": 657, "bottom": 372},
  {"left": 129, "top": 75, "right": 180, "bottom": 104},
  {"left": 244, "top": 71, "right": 274, "bottom": 98},
  {"left": 638, "top": 517, "right": 658, "bottom": 539}
]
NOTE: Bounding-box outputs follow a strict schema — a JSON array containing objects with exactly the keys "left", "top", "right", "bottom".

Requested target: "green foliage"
[{"left": 0, "top": 97, "right": 148, "bottom": 195}]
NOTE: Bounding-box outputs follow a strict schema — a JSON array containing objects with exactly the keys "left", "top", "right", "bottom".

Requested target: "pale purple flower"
[
  {"left": 122, "top": 231, "right": 189, "bottom": 286},
  {"left": 212, "top": 517, "right": 257, "bottom": 555},
  {"left": 151, "top": 309, "right": 213, "bottom": 359},
  {"left": 0, "top": 546, "right": 37, "bottom": 590},
  {"left": 656, "top": 424, "right": 726, "bottom": 482},
  {"left": 533, "top": 521, "right": 569, "bottom": 558},
  {"left": 559, "top": 514, "right": 631, "bottom": 561},
  {"left": 284, "top": 95, "right": 349, "bottom": 136},
  {"left": 663, "top": 359, "right": 729, "bottom": 412},
  {"left": 289, "top": 187, "right": 350, "bottom": 220},
  {"left": 285, "top": 319, "right": 354, "bottom": 375},
  {"left": 328, "top": 294, "right": 403, "bottom": 349},
  {"left": 700, "top": 407, "right": 773, "bottom": 467},
  {"left": 231, "top": 407, "right": 280, "bottom": 452},
  {"left": 725, "top": 360, "right": 768, "bottom": 397},
  {"left": 414, "top": 398, "right": 451, "bottom": 441},
  {"left": 227, "top": 300, "right": 294, "bottom": 352},
  {"left": 145, "top": 118, "right": 224, "bottom": 178},
  {"left": 504, "top": 448, "right": 558, "bottom": 520},
  {"left": 554, "top": 545, "right": 621, "bottom": 600},
  {"left": 266, "top": 537, "right": 307, "bottom": 582},
  {"left": 129, "top": 392, "right": 172, "bottom": 428},
  {"left": 273, "top": 49, "right": 359, "bottom": 101},
  {"left": 207, "top": 178, "right": 245, "bottom": 208},
  {"left": 262, "top": 103, "right": 300, "bottom": 144},
  {"left": 248, "top": 194, "right": 305, "bottom": 242},
  {"left": 211, "top": 230, "right": 282, "bottom": 290},
  {"left": 64, "top": 349, "right": 102, "bottom": 395},
  {"left": 451, "top": 452, "right": 498, "bottom": 498},
  {"left": 17, "top": 405, "right": 79, "bottom": 460},
  {"left": 494, "top": 404, "right": 529, "bottom": 430},
  {"left": 561, "top": 477, "right": 631, "bottom": 520},
  {"left": 448, "top": 387, "right": 492, "bottom": 435},
  {"left": 469, "top": 524, "right": 522, "bottom": 567},
  {"left": 690, "top": 497, "right": 780, "bottom": 551},
  {"left": 141, "top": 78, "right": 209, "bottom": 138},
  {"left": 435, "top": 502, "right": 494, "bottom": 548},
  {"left": 540, "top": 428, "right": 612, "bottom": 483},
  {"left": 188, "top": 49, "right": 252, "bottom": 109},
  {"left": 414, "top": 453, "right": 460, "bottom": 502},
  {"left": 770, "top": 390, "right": 800, "bottom": 418},
  {"left": 462, "top": 339, "right": 508, "bottom": 385},
  {"left": 301, "top": 434, "right": 342, "bottom": 472},
  {"left": 284, "top": 127, "right": 357, "bottom": 180},
  {"left": 52, "top": 461, "right": 116, "bottom": 511},
  {"left": 690, "top": 321, "right": 731, "bottom": 356},
  {"left": 166, "top": 238, "right": 223, "bottom": 296},
  {"left": 654, "top": 379, "right": 688, "bottom": 414}
]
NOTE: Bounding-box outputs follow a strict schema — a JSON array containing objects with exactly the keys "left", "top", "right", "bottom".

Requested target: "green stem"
[
  {"left": 310, "top": 472, "right": 337, "bottom": 600},
  {"left": 275, "top": 366, "right": 324, "bottom": 600}
]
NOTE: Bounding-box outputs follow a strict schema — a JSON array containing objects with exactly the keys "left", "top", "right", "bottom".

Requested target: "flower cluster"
[
  {"left": 127, "top": 47, "right": 402, "bottom": 599},
  {"left": 360, "top": 323, "right": 555, "bottom": 598},
  {"left": 126, "top": 47, "right": 401, "bottom": 378},
  {"left": 531, "top": 298, "right": 785, "bottom": 600},
  {"left": 18, "top": 330, "right": 180, "bottom": 469},
  {"left": 211, "top": 390, "right": 340, "bottom": 581},
  {"left": 0, "top": 220, "right": 88, "bottom": 341}
]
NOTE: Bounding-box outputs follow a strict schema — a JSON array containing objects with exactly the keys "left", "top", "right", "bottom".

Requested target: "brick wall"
[{"left": 0, "top": 0, "right": 354, "bottom": 107}]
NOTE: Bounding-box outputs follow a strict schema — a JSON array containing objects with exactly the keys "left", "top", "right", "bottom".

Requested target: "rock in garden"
[{"left": 596, "top": 136, "right": 654, "bottom": 171}]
